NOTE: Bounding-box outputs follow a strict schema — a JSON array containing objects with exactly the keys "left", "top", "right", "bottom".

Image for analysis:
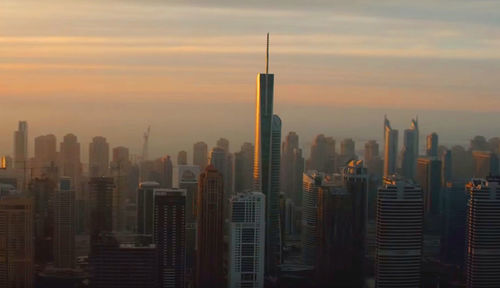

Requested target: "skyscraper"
[
  {"left": 253, "top": 35, "right": 282, "bottom": 274},
  {"left": 196, "top": 166, "right": 225, "bottom": 288},
  {"left": 235, "top": 142, "right": 254, "bottom": 193},
  {"left": 53, "top": 177, "right": 75, "bottom": 268},
  {"left": 465, "top": 177, "right": 500, "bottom": 287},
  {"left": 110, "top": 146, "right": 132, "bottom": 232},
  {"left": 401, "top": 119, "right": 419, "bottom": 180},
  {"left": 426, "top": 133, "right": 438, "bottom": 157},
  {"left": 340, "top": 138, "right": 356, "bottom": 161},
  {"left": 177, "top": 165, "right": 200, "bottom": 286},
  {"left": 375, "top": 177, "right": 423, "bottom": 288},
  {"left": 364, "top": 140, "right": 383, "bottom": 178},
  {"left": 441, "top": 149, "right": 452, "bottom": 187},
  {"left": 13, "top": 121, "right": 28, "bottom": 170},
  {"left": 308, "top": 134, "right": 329, "bottom": 172},
  {"left": 316, "top": 183, "right": 353, "bottom": 286},
  {"left": 193, "top": 141, "right": 208, "bottom": 171},
  {"left": 154, "top": 189, "right": 186, "bottom": 288},
  {"left": 0, "top": 196, "right": 34, "bottom": 288},
  {"left": 88, "top": 177, "right": 114, "bottom": 247},
  {"left": 177, "top": 150, "right": 188, "bottom": 166},
  {"left": 281, "top": 132, "right": 305, "bottom": 207},
  {"left": 383, "top": 116, "right": 399, "bottom": 177},
  {"left": 472, "top": 150, "right": 499, "bottom": 178},
  {"left": 302, "top": 172, "right": 324, "bottom": 266},
  {"left": 209, "top": 147, "right": 232, "bottom": 213},
  {"left": 33, "top": 134, "right": 57, "bottom": 177},
  {"left": 217, "top": 138, "right": 230, "bottom": 153},
  {"left": 160, "top": 155, "right": 173, "bottom": 188},
  {"left": 228, "top": 192, "right": 266, "bottom": 288},
  {"left": 60, "top": 134, "right": 81, "bottom": 186},
  {"left": 342, "top": 160, "right": 368, "bottom": 287},
  {"left": 416, "top": 157, "right": 442, "bottom": 216},
  {"left": 89, "top": 136, "right": 110, "bottom": 177},
  {"left": 136, "top": 181, "right": 160, "bottom": 243}
]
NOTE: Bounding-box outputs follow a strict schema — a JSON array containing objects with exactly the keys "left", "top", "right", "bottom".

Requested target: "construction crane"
[{"left": 142, "top": 126, "right": 151, "bottom": 162}]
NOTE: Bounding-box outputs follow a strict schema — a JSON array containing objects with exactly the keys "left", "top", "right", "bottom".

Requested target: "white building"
[{"left": 228, "top": 192, "right": 265, "bottom": 288}]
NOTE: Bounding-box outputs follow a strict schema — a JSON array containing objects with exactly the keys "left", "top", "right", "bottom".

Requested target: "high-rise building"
[
  {"left": 89, "top": 136, "right": 110, "bottom": 177},
  {"left": 426, "top": 133, "right": 438, "bottom": 157},
  {"left": 177, "top": 151, "right": 188, "bottom": 166},
  {"left": 253, "top": 34, "right": 282, "bottom": 275},
  {"left": 90, "top": 238, "right": 159, "bottom": 288},
  {"left": 302, "top": 172, "right": 325, "bottom": 266},
  {"left": 177, "top": 166, "right": 200, "bottom": 286},
  {"left": 28, "top": 177, "right": 55, "bottom": 266},
  {"left": 13, "top": 121, "right": 28, "bottom": 170},
  {"left": 228, "top": 192, "right": 266, "bottom": 288},
  {"left": 472, "top": 150, "right": 499, "bottom": 178},
  {"left": 316, "top": 183, "right": 354, "bottom": 286},
  {"left": 34, "top": 134, "right": 57, "bottom": 177},
  {"left": 308, "top": 134, "right": 329, "bottom": 172},
  {"left": 340, "top": 138, "right": 356, "bottom": 162},
  {"left": 375, "top": 177, "right": 423, "bottom": 288},
  {"left": 383, "top": 116, "right": 399, "bottom": 177},
  {"left": 401, "top": 119, "right": 419, "bottom": 180},
  {"left": 441, "top": 149, "right": 452, "bottom": 187},
  {"left": 60, "top": 134, "right": 81, "bottom": 186},
  {"left": 416, "top": 157, "right": 442, "bottom": 216},
  {"left": 159, "top": 156, "right": 173, "bottom": 188},
  {"left": 217, "top": 138, "right": 230, "bottom": 153},
  {"left": 440, "top": 181, "right": 467, "bottom": 267},
  {"left": 342, "top": 160, "right": 368, "bottom": 287},
  {"left": 136, "top": 181, "right": 160, "bottom": 243},
  {"left": 193, "top": 141, "right": 208, "bottom": 171},
  {"left": 196, "top": 166, "right": 225, "bottom": 288},
  {"left": 281, "top": 132, "right": 305, "bottom": 207},
  {"left": 88, "top": 177, "right": 114, "bottom": 247},
  {"left": 154, "top": 189, "right": 186, "bottom": 288},
  {"left": 465, "top": 177, "right": 500, "bottom": 287},
  {"left": 470, "top": 136, "right": 489, "bottom": 152},
  {"left": 0, "top": 196, "right": 34, "bottom": 288},
  {"left": 365, "top": 140, "right": 383, "bottom": 178},
  {"left": 53, "top": 177, "right": 75, "bottom": 268},
  {"left": 235, "top": 142, "right": 254, "bottom": 193},
  {"left": 209, "top": 147, "right": 231, "bottom": 210},
  {"left": 110, "top": 146, "right": 133, "bottom": 231}
]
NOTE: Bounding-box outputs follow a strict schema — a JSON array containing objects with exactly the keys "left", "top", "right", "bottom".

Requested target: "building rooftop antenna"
[{"left": 266, "top": 33, "right": 269, "bottom": 74}]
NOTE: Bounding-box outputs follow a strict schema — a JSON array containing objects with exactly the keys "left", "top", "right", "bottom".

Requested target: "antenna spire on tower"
[{"left": 266, "top": 33, "right": 269, "bottom": 74}]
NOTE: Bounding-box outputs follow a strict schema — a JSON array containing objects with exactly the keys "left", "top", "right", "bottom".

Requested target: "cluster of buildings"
[{"left": 1, "top": 35, "right": 500, "bottom": 288}]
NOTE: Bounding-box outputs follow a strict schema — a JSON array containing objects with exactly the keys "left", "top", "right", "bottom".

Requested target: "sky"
[{"left": 1, "top": 0, "right": 500, "bottom": 160}]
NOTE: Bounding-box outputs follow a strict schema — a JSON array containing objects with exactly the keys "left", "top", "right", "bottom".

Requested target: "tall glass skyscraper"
[{"left": 253, "top": 34, "right": 282, "bottom": 275}]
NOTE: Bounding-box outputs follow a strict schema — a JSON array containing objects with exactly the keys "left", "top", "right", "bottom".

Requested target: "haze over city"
[{"left": 2, "top": 0, "right": 500, "bottom": 158}]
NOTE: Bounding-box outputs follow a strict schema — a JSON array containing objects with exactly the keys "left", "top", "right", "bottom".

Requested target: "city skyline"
[{"left": 2, "top": 0, "right": 500, "bottom": 157}]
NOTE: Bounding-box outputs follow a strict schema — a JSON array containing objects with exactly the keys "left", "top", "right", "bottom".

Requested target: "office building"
[
  {"left": 13, "top": 121, "right": 28, "bottom": 170},
  {"left": 364, "top": 140, "right": 383, "bottom": 178},
  {"left": 375, "top": 178, "right": 423, "bottom": 288},
  {"left": 89, "top": 136, "right": 110, "bottom": 177},
  {"left": 177, "top": 151, "right": 187, "bottom": 166},
  {"left": 88, "top": 177, "right": 114, "bottom": 247},
  {"left": 426, "top": 133, "right": 438, "bottom": 157},
  {"left": 401, "top": 119, "right": 419, "bottom": 180},
  {"left": 342, "top": 160, "right": 368, "bottom": 287},
  {"left": 137, "top": 181, "right": 160, "bottom": 242},
  {"left": 160, "top": 155, "right": 173, "bottom": 188},
  {"left": 302, "top": 172, "right": 326, "bottom": 266},
  {"left": 465, "top": 177, "right": 500, "bottom": 287},
  {"left": 196, "top": 166, "right": 225, "bottom": 288},
  {"left": 281, "top": 132, "right": 305, "bottom": 207},
  {"left": 235, "top": 142, "right": 254, "bottom": 193},
  {"left": 154, "top": 189, "right": 186, "bottom": 288},
  {"left": 416, "top": 157, "right": 442, "bottom": 216},
  {"left": 307, "top": 134, "right": 329, "bottom": 172},
  {"left": 60, "top": 134, "right": 81, "bottom": 187},
  {"left": 228, "top": 192, "right": 266, "bottom": 288},
  {"left": 177, "top": 165, "right": 200, "bottom": 285},
  {"left": 53, "top": 177, "right": 76, "bottom": 268},
  {"left": 441, "top": 181, "right": 467, "bottom": 267},
  {"left": 33, "top": 134, "right": 57, "bottom": 177},
  {"left": 193, "top": 141, "right": 208, "bottom": 170},
  {"left": 472, "top": 151, "right": 499, "bottom": 178},
  {"left": 383, "top": 116, "right": 398, "bottom": 177},
  {"left": 0, "top": 196, "right": 34, "bottom": 288}
]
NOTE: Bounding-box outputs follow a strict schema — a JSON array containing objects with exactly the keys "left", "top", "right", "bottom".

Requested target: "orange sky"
[{"left": 1, "top": 0, "right": 500, "bottom": 158}]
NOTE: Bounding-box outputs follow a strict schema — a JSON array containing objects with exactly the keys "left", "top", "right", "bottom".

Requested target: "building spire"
[{"left": 266, "top": 33, "right": 269, "bottom": 74}]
